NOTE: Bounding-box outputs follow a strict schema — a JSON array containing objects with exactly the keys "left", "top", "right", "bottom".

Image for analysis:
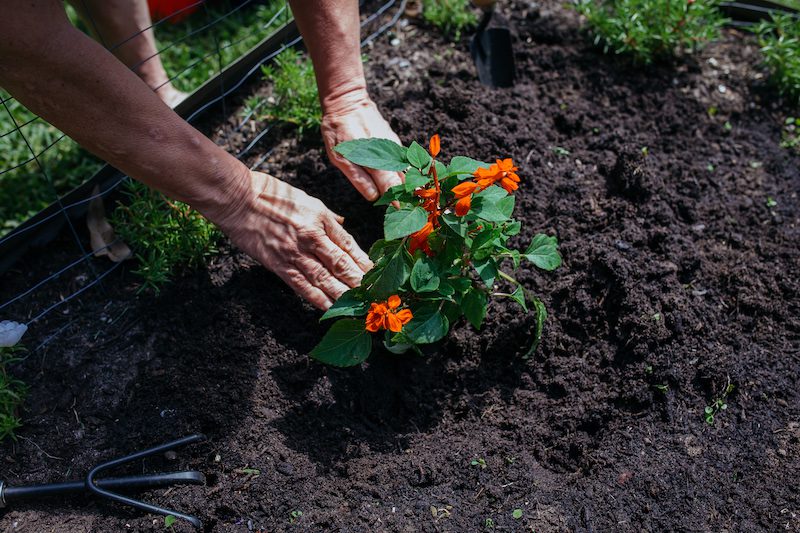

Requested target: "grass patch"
[
  {"left": 756, "top": 12, "right": 800, "bottom": 105},
  {"left": 574, "top": 0, "right": 726, "bottom": 64},
  {"left": 245, "top": 48, "right": 322, "bottom": 133},
  {"left": 0, "top": 345, "right": 26, "bottom": 441},
  {"left": 422, "top": 0, "right": 478, "bottom": 41},
  {"left": 111, "top": 180, "right": 220, "bottom": 292}
]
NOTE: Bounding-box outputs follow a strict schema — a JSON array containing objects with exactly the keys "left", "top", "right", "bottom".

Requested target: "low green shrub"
[
  {"left": 574, "top": 0, "right": 727, "bottom": 64},
  {"left": 247, "top": 48, "right": 322, "bottom": 133},
  {"left": 756, "top": 13, "right": 800, "bottom": 104},
  {"left": 111, "top": 181, "right": 219, "bottom": 292}
]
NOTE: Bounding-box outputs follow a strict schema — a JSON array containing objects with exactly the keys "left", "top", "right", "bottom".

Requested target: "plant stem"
[{"left": 498, "top": 270, "right": 519, "bottom": 285}]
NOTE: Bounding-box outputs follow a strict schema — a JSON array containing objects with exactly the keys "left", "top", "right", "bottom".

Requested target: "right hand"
[{"left": 215, "top": 171, "right": 372, "bottom": 309}]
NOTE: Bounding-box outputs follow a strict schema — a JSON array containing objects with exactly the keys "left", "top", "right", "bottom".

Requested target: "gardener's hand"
[
  {"left": 216, "top": 171, "right": 372, "bottom": 309},
  {"left": 321, "top": 91, "right": 404, "bottom": 201}
]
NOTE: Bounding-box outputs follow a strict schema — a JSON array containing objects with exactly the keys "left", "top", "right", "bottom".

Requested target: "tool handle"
[{"left": 1, "top": 471, "right": 205, "bottom": 505}]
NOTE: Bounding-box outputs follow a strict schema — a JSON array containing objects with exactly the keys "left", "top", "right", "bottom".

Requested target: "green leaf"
[
  {"left": 525, "top": 298, "right": 547, "bottom": 358},
  {"left": 471, "top": 186, "right": 514, "bottom": 222},
  {"left": 523, "top": 234, "right": 562, "bottom": 271},
  {"left": 441, "top": 213, "right": 467, "bottom": 237},
  {"left": 410, "top": 257, "right": 440, "bottom": 292},
  {"left": 404, "top": 168, "right": 430, "bottom": 191},
  {"left": 368, "top": 239, "right": 399, "bottom": 262},
  {"left": 384, "top": 206, "right": 428, "bottom": 240},
  {"left": 504, "top": 220, "right": 522, "bottom": 236},
  {"left": 508, "top": 285, "right": 528, "bottom": 312},
  {"left": 164, "top": 515, "right": 177, "bottom": 528},
  {"left": 334, "top": 138, "right": 408, "bottom": 171},
  {"left": 371, "top": 249, "right": 411, "bottom": 298},
  {"left": 473, "top": 257, "right": 498, "bottom": 287},
  {"left": 407, "top": 141, "right": 432, "bottom": 170},
  {"left": 471, "top": 227, "right": 501, "bottom": 251},
  {"left": 462, "top": 288, "right": 487, "bottom": 329},
  {"left": 310, "top": 320, "right": 372, "bottom": 367},
  {"left": 374, "top": 184, "right": 407, "bottom": 206},
  {"left": 321, "top": 289, "right": 368, "bottom": 320},
  {"left": 404, "top": 305, "right": 449, "bottom": 344},
  {"left": 446, "top": 156, "right": 490, "bottom": 178}
]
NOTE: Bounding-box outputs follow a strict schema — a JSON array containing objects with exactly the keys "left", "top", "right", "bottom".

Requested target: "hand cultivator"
[{"left": 0, "top": 434, "right": 206, "bottom": 528}]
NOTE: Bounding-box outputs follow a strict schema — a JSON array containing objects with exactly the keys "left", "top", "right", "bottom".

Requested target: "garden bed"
[{"left": 1, "top": 1, "right": 799, "bottom": 531}]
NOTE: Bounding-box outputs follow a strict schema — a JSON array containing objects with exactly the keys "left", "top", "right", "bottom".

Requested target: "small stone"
[
  {"left": 615, "top": 240, "right": 631, "bottom": 251},
  {"left": 778, "top": 448, "right": 787, "bottom": 457},
  {"left": 276, "top": 462, "right": 294, "bottom": 476},
  {"left": 164, "top": 451, "right": 177, "bottom": 461},
  {"left": 390, "top": 38, "right": 401, "bottom": 46}
]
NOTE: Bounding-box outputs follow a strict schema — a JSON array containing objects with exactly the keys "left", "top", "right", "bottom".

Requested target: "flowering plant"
[{"left": 310, "top": 135, "right": 561, "bottom": 366}]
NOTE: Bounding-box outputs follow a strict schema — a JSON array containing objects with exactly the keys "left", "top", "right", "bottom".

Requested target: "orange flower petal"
[
  {"left": 388, "top": 295, "right": 401, "bottom": 309},
  {"left": 455, "top": 195, "right": 472, "bottom": 217},
  {"left": 386, "top": 313, "right": 403, "bottom": 332},
  {"left": 429, "top": 134, "right": 441, "bottom": 157},
  {"left": 500, "top": 178, "right": 519, "bottom": 193},
  {"left": 415, "top": 187, "right": 437, "bottom": 199},
  {"left": 395, "top": 308, "right": 413, "bottom": 324},
  {"left": 452, "top": 181, "right": 479, "bottom": 198}
]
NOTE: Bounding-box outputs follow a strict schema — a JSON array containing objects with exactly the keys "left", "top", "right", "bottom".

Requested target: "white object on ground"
[{"left": 0, "top": 321, "right": 27, "bottom": 348}]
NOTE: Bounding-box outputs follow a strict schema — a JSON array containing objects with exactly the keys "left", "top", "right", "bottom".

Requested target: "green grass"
[
  {"left": 574, "top": 0, "right": 727, "bottom": 64},
  {"left": 0, "top": 345, "right": 26, "bottom": 441},
  {"left": 422, "top": 0, "right": 478, "bottom": 41},
  {"left": 245, "top": 48, "right": 322, "bottom": 133},
  {"left": 0, "top": 0, "right": 290, "bottom": 239},
  {"left": 755, "top": 12, "right": 800, "bottom": 104}
]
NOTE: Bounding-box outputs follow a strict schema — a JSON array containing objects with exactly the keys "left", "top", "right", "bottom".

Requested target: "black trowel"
[{"left": 470, "top": 0, "right": 516, "bottom": 88}]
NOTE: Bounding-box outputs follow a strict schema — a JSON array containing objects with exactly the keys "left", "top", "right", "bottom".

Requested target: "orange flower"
[
  {"left": 451, "top": 181, "right": 479, "bottom": 217},
  {"left": 408, "top": 220, "right": 434, "bottom": 256},
  {"left": 414, "top": 187, "right": 438, "bottom": 214},
  {"left": 365, "top": 295, "right": 413, "bottom": 332},
  {"left": 473, "top": 158, "right": 521, "bottom": 194},
  {"left": 429, "top": 134, "right": 441, "bottom": 157}
]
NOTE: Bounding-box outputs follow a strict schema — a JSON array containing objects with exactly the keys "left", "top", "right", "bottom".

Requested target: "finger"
[
  {"left": 295, "top": 256, "right": 351, "bottom": 302},
  {"left": 368, "top": 168, "right": 404, "bottom": 195},
  {"left": 312, "top": 236, "right": 365, "bottom": 288},
  {"left": 323, "top": 217, "right": 373, "bottom": 272},
  {"left": 340, "top": 160, "right": 380, "bottom": 201},
  {"left": 280, "top": 268, "right": 334, "bottom": 310}
]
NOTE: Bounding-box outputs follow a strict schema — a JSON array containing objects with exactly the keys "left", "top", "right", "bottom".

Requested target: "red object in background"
[{"left": 148, "top": 0, "right": 201, "bottom": 23}]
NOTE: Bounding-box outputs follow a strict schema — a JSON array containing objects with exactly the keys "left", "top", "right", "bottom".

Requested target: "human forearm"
[
  {"left": 288, "top": 0, "right": 367, "bottom": 113},
  {"left": 0, "top": 2, "right": 248, "bottom": 223}
]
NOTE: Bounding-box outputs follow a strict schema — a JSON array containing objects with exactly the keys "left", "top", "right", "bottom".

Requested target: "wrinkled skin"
[{"left": 217, "top": 172, "right": 373, "bottom": 309}]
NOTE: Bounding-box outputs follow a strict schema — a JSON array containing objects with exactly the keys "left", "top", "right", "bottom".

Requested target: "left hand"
[{"left": 321, "top": 91, "right": 404, "bottom": 201}]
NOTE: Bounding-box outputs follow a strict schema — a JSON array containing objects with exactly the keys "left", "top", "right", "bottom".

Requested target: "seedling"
[
  {"left": 484, "top": 517, "right": 495, "bottom": 529},
  {"left": 550, "top": 146, "right": 571, "bottom": 157},
  {"left": 575, "top": 0, "right": 726, "bottom": 64},
  {"left": 422, "top": 0, "right": 478, "bottom": 41},
  {"left": 704, "top": 378, "right": 734, "bottom": 425},
  {"left": 0, "top": 345, "right": 26, "bottom": 441},
  {"left": 164, "top": 515, "right": 176, "bottom": 530},
  {"left": 112, "top": 181, "right": 219, "bottom": 293},
  {"left": 289, "top": 510, "right": 303, "bottom": 524},
  {"left": 766, "top": 196, "right": 778, "bottom": 208},
  {"left": 781, "top": 117, "right": 800, "bottom": 152},
  {"left": 310, "top": 135, "right": 561, "bottom": 366},
  {"left": 471, "top": 457, "right": 487, "bottom": 469},
  {"left": 512, "top": 508, "right": 524, "bottom": 519},
  {"left": 249, "top": 48, "right": 322, "bottom": 133},
  {"left": 755, "top": 13, "right": 800, "bottom": 104}
]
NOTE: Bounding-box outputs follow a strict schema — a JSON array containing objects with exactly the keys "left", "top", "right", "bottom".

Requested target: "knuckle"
[{"left": 332, "top": 253, "right": 352, "bottom": 277}]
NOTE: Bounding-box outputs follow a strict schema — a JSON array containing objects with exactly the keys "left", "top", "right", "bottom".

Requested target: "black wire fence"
[{"left": 0, "top": 0, "right": 404, "bottom": 349}]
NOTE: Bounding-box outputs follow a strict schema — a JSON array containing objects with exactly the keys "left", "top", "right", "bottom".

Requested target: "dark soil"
[{"left": 2, "top": 1, "right": 799, "bottom": 531}]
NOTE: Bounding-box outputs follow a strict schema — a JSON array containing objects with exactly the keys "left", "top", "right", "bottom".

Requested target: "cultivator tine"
[
  {"left": 0, "top": 434, "right": 207, "bottom": 529},
  {"left": 85, "top": 434, "right": 206, "bottom": 528}
]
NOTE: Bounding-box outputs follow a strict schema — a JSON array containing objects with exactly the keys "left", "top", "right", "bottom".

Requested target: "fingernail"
[{"left": 366, "top": 185, "right": 379, "bottom": 201}]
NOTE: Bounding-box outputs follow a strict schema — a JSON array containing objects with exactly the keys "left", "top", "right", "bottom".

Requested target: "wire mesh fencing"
[{"left": 0, "top": 0, "right": 405, "bottom": 349}]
